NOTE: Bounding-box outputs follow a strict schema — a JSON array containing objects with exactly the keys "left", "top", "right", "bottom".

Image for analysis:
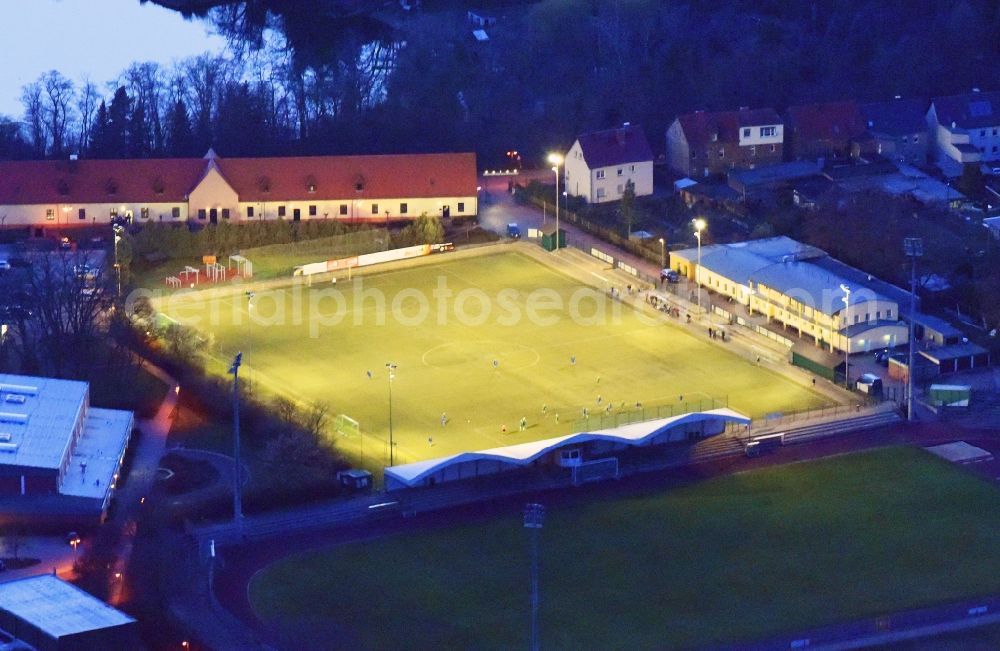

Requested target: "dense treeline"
[{"left": 2, "top": 0, "right": 999, "bottom": 164}]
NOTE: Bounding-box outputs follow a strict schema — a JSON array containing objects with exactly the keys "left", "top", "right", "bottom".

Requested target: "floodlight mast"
[
  {"left": 524, "top": 503, "right": 545, "bottom": 651},
  {"left": 904, "top": 238, "right": 923, "bottom": 422},
  {"left": 386, "top": 362, "right": 397, "bottom": 466},
  {"left": 840, "top": 284, "right": 851, "bottom": 389},
  {"left": 229, "top": 352, "right": 244, "bottom": 536}
]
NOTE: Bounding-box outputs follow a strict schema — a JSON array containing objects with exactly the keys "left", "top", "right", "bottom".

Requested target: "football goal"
[
  {"left": 334, "top": 414, "right": 360, "bottom": 438},
  {"left": 572, "top": 457, "right": 620, "bottom": 486}
]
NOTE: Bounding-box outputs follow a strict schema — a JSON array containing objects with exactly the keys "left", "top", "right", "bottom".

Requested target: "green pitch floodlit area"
[
  {"left": 152, "top": 250, "right": 828, "bottom": 467},
  {"left": 249, "top": 447, "right": 1000, "bottom": 649}
]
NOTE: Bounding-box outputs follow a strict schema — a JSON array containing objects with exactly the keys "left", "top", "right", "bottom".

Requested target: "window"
[
  {"left": 630, "top": 165, "right": 635, "bottom": 172},
  {"left": 994, "top": 145, "right": 998, "bottom": 153},
  {"left": 596, "top": 170, "right": 606, "bottom": 179},
  {"left": 913, "top": 135, "right": 919, "bottom": 143},
  {"left": 887, "top": 309, "right": 892, "bottom": 319},
  {"left": 994, "top": 129, "right": 998, "bottom": 136},
  {"left": 247, "top": 206, "right": 254, "bottom": 218},
  {"left": 457, "top": 202, "right": 465, "bottom": 212},
  {"left": 309, "top": 205, "right": 317, "bottom": 216},
  {"left": 616, "top": 184, "right": 624, "bottom": 194},
  {"left": 172, "top": 207, "right": 180, "bottom": 219},
  {"left": 209, "top": 208, "right": 218, "bottom": 221},
  {"left": 222, "top": 208, "right": 230, "bottom": 219},
  {"left": 198, "top": 209, "right": 206, "bottom": 220},
  {"left": 596, "top": 188, "right": 606, "bottom": 199},
  {"left": 719, "top": 148, "right": 725, "bottom": 159},
  {"left": 46, "top": 209, "right": 55, "bottom": 221},
  {"left": 760, "top": 126, "right": 777, "bottom": 137},
  {"left": 339, "top": 204, "right": 348, "bottom": 216},
  {"left": 110, "top": 208, "right": 118, "bottom": 218},
  {"left": 876, "top": 311, "right": 881, "bottom": 320},
  {"left": 371, "top": 203, "right": 379, "bottom": 214},
  {"left": 769, "top": 144, "right": 776, "bottom": 152},
  {"left": 293, "top": 208, "right": 301, "bottom": 221},
  {"left": 617, "top": 168, "right": 623, "bottom": 176},
  {"left": 691, "top": 151, "right": 696, "bottom": 159},
  {"left": 78, "top": 208, "right": 86, "bottom": 220},
  {"left": 278, "top": 206, "right": 286, "bottom": 217},
  {"left": 743, "top": 128, "right": 751, "bottom": 138},
  {"left": 981, "top": 130, "right": 987, "bottom": 137},
  {"left": 750, "top": 146, "right": 756, "bottom": 157},
  {"left": 400, "top": 203, "right": 408, "bottom": 214},
  {"left": 854, "top": 314, "right": 860, "bottom": 324}
]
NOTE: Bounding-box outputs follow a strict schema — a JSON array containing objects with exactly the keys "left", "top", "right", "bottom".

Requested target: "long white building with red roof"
[{"left": 0, "top": 150, "right": 478, "bottom": 234}]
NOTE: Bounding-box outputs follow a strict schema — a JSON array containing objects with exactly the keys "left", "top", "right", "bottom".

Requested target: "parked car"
[
  {"left": 0, "top": 260, "right": 10, "bottom": 271},
  {"left": 874, "top": 349, "right": 890, "bottom": 366},
  {"left": 506, "top": 223, "right": 521, "bottom": 239},
  {"left": 660, "top": 268, "right": 680, "bottom": 283}
]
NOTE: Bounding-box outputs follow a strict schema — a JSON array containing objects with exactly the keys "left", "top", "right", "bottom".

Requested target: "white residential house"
[
  {"left": 563, "top": 124, "right": 654, "bottom": 204},
  {"left": 927, "top": 89, "right": 1000, "bottom": 176}
]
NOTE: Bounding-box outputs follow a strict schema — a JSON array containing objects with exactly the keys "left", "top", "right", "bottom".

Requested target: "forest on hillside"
[{"left": 2, "top": 0, "right": 998, "bottom": 164}]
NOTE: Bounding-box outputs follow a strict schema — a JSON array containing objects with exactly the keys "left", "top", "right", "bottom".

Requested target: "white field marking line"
[{"left": 590, "top": 272, "right": 608, "bottom": 282}]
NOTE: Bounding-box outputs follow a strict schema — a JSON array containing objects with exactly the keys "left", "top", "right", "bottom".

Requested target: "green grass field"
[
  {"left": 249, "top": 447, "right": 1000, "bottom": 650},
  {"left": 152, "top": 249, "right": 828, "bottom": 467}
]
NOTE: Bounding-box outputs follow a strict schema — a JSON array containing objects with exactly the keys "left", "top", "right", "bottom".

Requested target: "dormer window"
[
  {"left": 353, "top": 174, "right": 366, "bottom": 193},
  {"left": 56, "top": 179, "right": 70, "bottom": 196},
  {"left": 152, "top": 177, "right": 165, "bottom": 195},
  {"left": 305, "top": 175, "right": 317, "bottom": 193},
  {"left": 258, "top": 176, "right": 271, "bottom": 193},
  {"left": 105, "top": 178, "right": 118, "bottom": 195}
]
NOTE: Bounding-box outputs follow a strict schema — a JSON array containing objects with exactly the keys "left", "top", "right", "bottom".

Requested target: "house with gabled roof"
[
  {"left": 860, "top": 97, "right": 929, "bottom": 165},
  {"left": 784, "top": 101, "right": 866, "bottom": 161},
  {"left": 0, "top": 150, "right": 478, "bottom": 236},
  {"left": 666, "top": 108, "right": 784, "bottom": 177},
  {"left": 563, "top": 124, "right": 653, "bottom": 204},
  {"left": 927, "top": 89, "right": 1000, "bottom": 176}
]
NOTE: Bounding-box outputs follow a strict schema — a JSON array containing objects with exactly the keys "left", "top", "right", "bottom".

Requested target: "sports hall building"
[
  {"left": 0, "top": 374, "right": 133, "bottom": 521},
  {"left": 0, "top": 150, "right": 478, "bottom": 236}
]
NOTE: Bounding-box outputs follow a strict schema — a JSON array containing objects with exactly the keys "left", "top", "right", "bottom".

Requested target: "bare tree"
[
  {"left": 20, "top": 81, "right": 45, "bottom": 157},
  {"left": 76, "top": 78, "right": 99, "bottom": 155},
  {"left": 40, "top": 71, "right": 75, "bottom": 157}
]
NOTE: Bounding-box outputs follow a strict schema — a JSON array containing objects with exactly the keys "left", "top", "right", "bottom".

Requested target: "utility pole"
[
  {"left": 229, "top": 353, "right": 244, "bottom": 537},
  {"left": 524, "top": 503, "right": 545, "bottom": 651},
  {"left": 904, "top": 237, "right": 923, "bottom": 421}
]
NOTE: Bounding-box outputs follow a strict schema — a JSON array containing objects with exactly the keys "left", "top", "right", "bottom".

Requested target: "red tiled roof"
[
  {"left": 676, "top": 108, "right": 782, "bottom": 149},
  {"left": 0, "top": 158, "right": 206, "bottom": 205},
  {"left": 0, "top": 153, "right": 478, "bottom": 205},
  {"left": 219, "top": 152, "right": 477, "bottom": 202},
  {"left": 785, "top": 101, "right": 865, "bottom": 141},
  {"left": 576, "top": 125, "right": 654, "bottom": 168}
]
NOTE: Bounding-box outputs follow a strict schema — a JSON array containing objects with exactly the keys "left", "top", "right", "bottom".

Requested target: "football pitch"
[
  {"left": 248, "top": 447, "right": 1000, "bottom": 649},
  {"left": 151, "top": 248, "right": 830, "bottom": 467}
]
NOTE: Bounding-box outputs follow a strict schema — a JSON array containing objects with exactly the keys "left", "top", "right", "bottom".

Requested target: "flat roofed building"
[
  {"left": 0, "top": 151, "right": 478, "bottom": 234},
  {"left": 669, "top": 236, "right": 909, "bottom": 354},
  {"left": 0, "top": 575, "right": 137, "bottom": 651},
  {"left": 0, "top": 374, "right": 132, "bottom": 514}
]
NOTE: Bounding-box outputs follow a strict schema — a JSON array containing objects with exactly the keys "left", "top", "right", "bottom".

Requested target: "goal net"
[
  {"left": 334, "top": 414, "right": 360, "bottom": 438},
  {"left": 572, "top": 457, "right": 620, "bottom": 486}
]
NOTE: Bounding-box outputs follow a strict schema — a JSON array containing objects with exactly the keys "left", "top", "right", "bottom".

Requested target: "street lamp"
[
  {"left": 840, "top": 284, "right": 851, "bottom": 389},
  {"left": 524, "top": 503, "right": 545, "bottom": 651},
  {"left": 693, "top": 218, "right": 706, "bottom": 313},
  {"left": 547, "top": 153, "right": 563, "bottom": 251},
  {"left": 246, "top": 291, "right": 255, "bottom": 395},
  {"left": 904, "top": 237, "right": 923, "bottom": 421},
  {"left": 386, "top": 362, "right": 397, "bottom": 466},
  {"left": 658, "top": 237, "right": 666, "bottom": 270},
  {"left": 112, "top": 225, "right": 124, "bottom": 299},
  {"left": 229, "top": 352, "right": 244, "bottom": 537}
]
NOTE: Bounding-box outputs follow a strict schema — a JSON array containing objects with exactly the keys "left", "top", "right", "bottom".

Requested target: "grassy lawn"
[
  {"left": 249, "top": 447, "right": 1000, "bottom": 650},
  {"left": 152, "top": 249, "right": 828, "bottom": 469}
]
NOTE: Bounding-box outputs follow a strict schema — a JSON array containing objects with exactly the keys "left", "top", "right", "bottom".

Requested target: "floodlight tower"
[
  {"left": 904, "top": 237, "right": 923, "bottom": 421},
  {"left": 547, "top": 153, "right": 563, "bottom": 250},
  {"left": 693, "top": 218, "right": 707, "bottom": 313},
  {"left": 386, "top": 362, "right": 397, "bottom": 465},
  {"left": 524, "top": 503, "right": 545, "bottom": 651},
  {"left": 840, "top": 284, "right": 851, "bottom": 389},
  {"left": 246, "top": 291, "right": 255, "bottom": 395},
  {"left": 229, "top": 352, "right": 244, "bottom": 536}
]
